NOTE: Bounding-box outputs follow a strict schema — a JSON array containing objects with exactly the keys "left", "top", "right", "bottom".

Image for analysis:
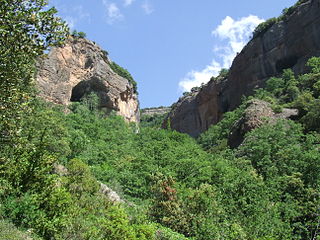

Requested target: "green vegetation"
[
  {"left": 252, "top": 0, "right": 309, "bottom": 38},
  {"left": 140, "top": 113, "right": 167, "bottom": 128},
  {"left": 0, "top": 0, "right": 68, "bottom": 147},
  {"left": 252, "top": 17, "right": 277, "bottom": 39},
  {"left": 217, "top": 68, "right": 229, "bottom": 78},
  {"left": 1, "top": 0, "right": 320, "bottom": 239},
  {"left": 109, "top": 61, "right": 138, "bottom": 93},
  {"left": 250, "top": 57, "right": 320, "bottom": 132},
  {"left": 2, "top": 58, "right": 319, "bottom": 238},
  {"left": 0, "top": 220, "right": 42, "bottom": 240},
  {"left": 71, "top": 30, "right": 87, "bottom": 38},
  {"left": 196, "top": 57, "right": 320, "bottom": 239},
  {"left": 197, "top": 105, "right": 245, "bottom": 151}
]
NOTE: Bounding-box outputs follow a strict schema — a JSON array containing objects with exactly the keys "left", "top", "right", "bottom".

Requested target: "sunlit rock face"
[
  {"left": 36, "top": 37, "right": 139, "bottom": 123},
  {"left": 165, "top": 0, "right": 320, "bottom": 137}
]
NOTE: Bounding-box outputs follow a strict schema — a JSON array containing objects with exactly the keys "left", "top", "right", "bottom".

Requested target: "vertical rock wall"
[
  {"left": 165, "top": 0, "right": 320, "bottom": 137},
  {"left": 36, "top": 37, "right": 140, "bottom": 123}
]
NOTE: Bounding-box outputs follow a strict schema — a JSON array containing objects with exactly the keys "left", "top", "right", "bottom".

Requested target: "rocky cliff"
[
  {"left": 165, "top": 0, "right": 320, "bottom": 137},
  {"left": 141, "top": 107, "right": 171, "bottom": 116},
  {"left": 36, "top": 37, "right": 139, "bottom": 122}
]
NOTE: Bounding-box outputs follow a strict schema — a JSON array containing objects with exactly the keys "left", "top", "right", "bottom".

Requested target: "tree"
[
  {"left": 0, "top": 1, "right": 69, "bottom": 237},
  {"left": 71, "top": 30, "right": 87, "bottom": 38},
  {"left": 0, "top": 0, "right": 68, "bottom": 144}
]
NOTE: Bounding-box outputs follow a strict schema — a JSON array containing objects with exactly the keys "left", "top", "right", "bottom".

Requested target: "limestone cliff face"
[
  {"left": 36, "top": 37, "right": 139, "bottom": 122},
  {"left": 141, "top": 107, "right": 171, "bottom": 116},
  {"left": 163, "top": 80, "right": 226, "bottom": 137},
  {"left": 165, "top": 0, "right": 320, "bottom": 137}
]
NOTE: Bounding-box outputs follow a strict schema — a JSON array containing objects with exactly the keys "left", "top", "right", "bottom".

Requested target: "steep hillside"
[
  {"left": 36, "top": 37, "right": 139, "bottom": 122},
  {"left": 165, "top": 0, "right": 320, "bottom": 137},
  {"left": 2, "top": 1, "right": 320, "bottom": 239},
  {"left": 140, "top": 107, "right": 171, "bottom": 128}
]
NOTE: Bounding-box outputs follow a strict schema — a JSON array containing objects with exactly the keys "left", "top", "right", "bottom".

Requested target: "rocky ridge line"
[{"left": 164, "top": 0, "right": 320, "bottom": 137}]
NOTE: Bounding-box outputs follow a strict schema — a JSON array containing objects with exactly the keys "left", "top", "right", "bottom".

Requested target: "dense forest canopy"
[{"left": 0, "top": 0, "right": 320, "bottom": 240}]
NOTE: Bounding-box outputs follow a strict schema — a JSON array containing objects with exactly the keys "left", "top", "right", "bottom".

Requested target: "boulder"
[
  {"left": 100, "top": 182, "right": 124, "bottom": 203},
  {"left": 228, "top": 99, "right": 298, "bottom": 148}
]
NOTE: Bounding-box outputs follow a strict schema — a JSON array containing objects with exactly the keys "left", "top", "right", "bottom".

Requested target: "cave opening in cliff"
[
  {"left": 276, "top": 55, "right": 298, "bottom": 72},
  {"left": 70, "top": 78, "right": 110, "bottom": 107},
  {"left": 70, "top": 80, "right": 90, "bottom": 102}
]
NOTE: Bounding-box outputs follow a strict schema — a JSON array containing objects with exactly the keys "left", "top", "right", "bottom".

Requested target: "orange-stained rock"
[{"left": 36, "top": 37, "right": 139, "bottom": 123}]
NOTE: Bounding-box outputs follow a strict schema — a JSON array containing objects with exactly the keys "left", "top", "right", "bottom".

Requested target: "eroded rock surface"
[
  {"left": 228, "top": 99, "right": 298, "bottom": 148},
  {"left": 100, "top": 182, "right": 124, "bottom": 203},
  {"left": 165, "top": 0, "right": 320, "bottom": 137},
  {"left": 141, "top": 107, "right": 171, "bottom": 116},
  {"left": 163, "top": 79, "right": 227, "bottom": 137},
  {"left": 36, "top": 37, "right": 139, "bottom": 122}
]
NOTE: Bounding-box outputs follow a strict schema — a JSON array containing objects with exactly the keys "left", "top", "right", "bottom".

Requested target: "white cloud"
[
  {"left": 141, "top": 1, "right": 154, "bottom": 15},
  {"left": 64, "top": 16, "right": 76, "bottom": 29},
  {"left": 212, "top": 15, "right": 263, "bottom": 68},
  {"left": 73, "top": 5, "right": 91, "bottom": 20},
  {"left": 179, "top": 15, "right": 264, "bottom": 92},
  {"left": 124, "top": 0, "right": 134, "bottom": 7},
  {"left": 102, "top": 0, "right": 124, "bottom": 24},
  {"left": 179, "top": 60, "right": 222, "bottom": 92}
]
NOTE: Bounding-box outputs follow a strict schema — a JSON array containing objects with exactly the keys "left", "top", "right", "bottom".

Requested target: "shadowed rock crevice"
[
  {"left": 276, "top": 55, "right": 299, "bottom": 72},
  {"left": 70, "top": 78, "right": 113, "bottom": 108},
  {"left": 84, "top": 58, "right": 94, "bottom": 69},
  {"left": 120, "top": 87, "right": 132, "bottom": 102},
  {"left": 70, "top": 78, "right": 108, "bottom": 102}
]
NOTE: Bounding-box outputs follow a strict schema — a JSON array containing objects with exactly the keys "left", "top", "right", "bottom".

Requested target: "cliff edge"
[
  {"left": 36, "top": 37, "right": 139, "bottom": 122},
  {"left": 165, "top": 0, "right": 320, "bottom": 137}
]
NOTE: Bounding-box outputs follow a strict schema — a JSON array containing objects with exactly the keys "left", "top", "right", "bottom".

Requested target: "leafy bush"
[
  {"left": 252, "top": 18, "right": 277, "bottom": 38},
  {"left": 71, "top": 30, "right": 87, "bottom": 38},
  {"left": 1, "top": 0, "right": 320, "bottom": 239},
  {"left": 219, "top": 68, "right": 229, "bottom": 78},
  {"left": 155, "top": 226, "right": 190, "bottom": 240},
  {"left": 0, "top": 219, "right": 42, "bottom": 240},
  {"left": 236, "top": 120, "right": 320, "bottom": 238},
  {"left": 140, "top": 113, "right": 167, "bottom": 128},
  {"left": 197, "top": 105, "right": 244, "bottom": 151}
]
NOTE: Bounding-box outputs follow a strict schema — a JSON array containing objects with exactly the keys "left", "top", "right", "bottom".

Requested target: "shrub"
[
  {"left": 0, "top": 219, "right": 42, "bottom": 240},
  {"left": 109, "top": 62, "right": 138, "bottom": 93},
  {"left": 219, "top": 68, "right": 229, "bottom": 78},
  {"left": 71, "top": 30, "right": 87, "bottom": 38},
  {"left": 252, "top": 18, "right": 277, "bottom": 38},
  {"left": 252, "top": 0, "right": 309, "bottom": 39},
  {"left": 140, "top": 113, "right": 167, "bottom": 128},
  {"left": 155, "top": 226, "right": 189, "bottom": 240}
]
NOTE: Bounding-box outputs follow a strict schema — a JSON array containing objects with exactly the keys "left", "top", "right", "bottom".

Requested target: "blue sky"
[{"left": 49, "top": 0, "right": 297, "bottom": 108}]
